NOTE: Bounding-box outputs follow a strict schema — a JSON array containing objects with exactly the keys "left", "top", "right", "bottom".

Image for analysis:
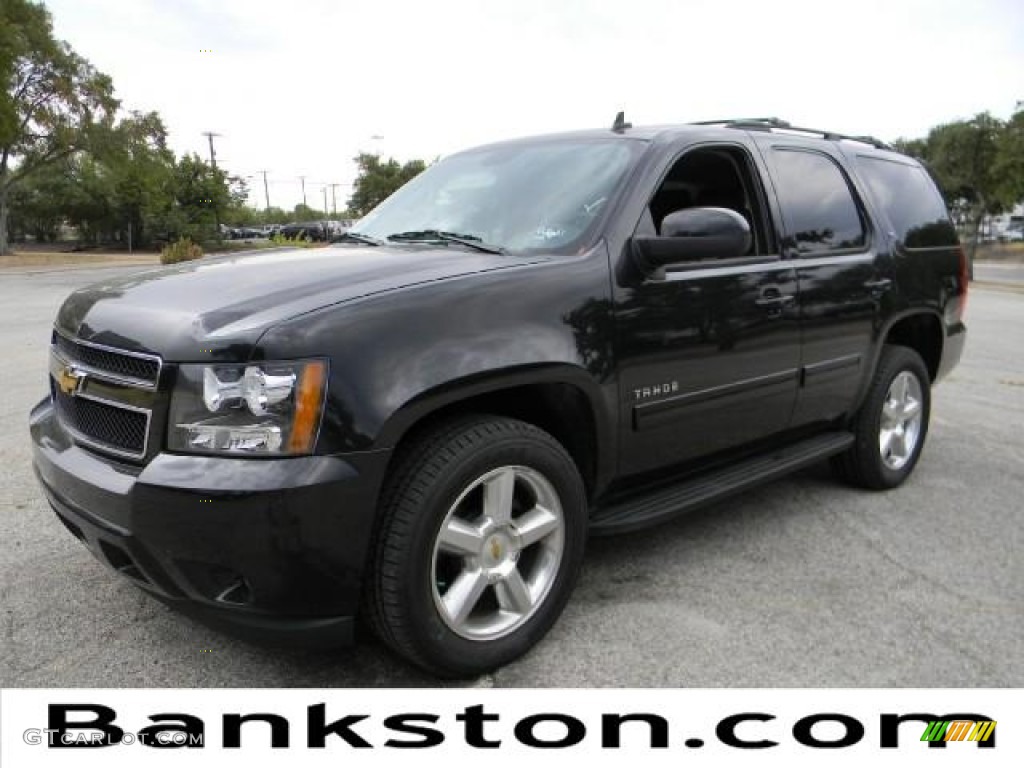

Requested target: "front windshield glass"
[{"left": 351, "top": 138, "right": 644, "bottom": 254}]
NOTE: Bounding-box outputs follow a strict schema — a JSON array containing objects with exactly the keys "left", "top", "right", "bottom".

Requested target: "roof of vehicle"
[{"left": 473, "top": 116, "right": 910, "bottom": 161}]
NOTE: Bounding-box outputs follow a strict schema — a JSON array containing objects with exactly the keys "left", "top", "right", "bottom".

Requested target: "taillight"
[{"left": 955, "top": 245, "right": 968, "bottom": 321}]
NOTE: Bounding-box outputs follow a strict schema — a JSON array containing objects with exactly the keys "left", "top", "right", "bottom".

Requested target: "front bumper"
[{"left": 29, "top": 396, "right": 390, "bottom": 647}]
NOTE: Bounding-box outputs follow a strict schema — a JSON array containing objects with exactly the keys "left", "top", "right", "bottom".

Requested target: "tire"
[
  {"left": 364, "top": 415, "right": 587, "bottom": 677},
  {"left": 832, "top": 345, "right": 931, "bottom": 490}
]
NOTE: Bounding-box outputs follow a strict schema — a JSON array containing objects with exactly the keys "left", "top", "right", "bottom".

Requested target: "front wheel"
[
  {"left": 364, "top": 416, "right": 587, "bottom": 677},
  {"left": 832, "top": 345, "right": 931, "bottom": 489}
]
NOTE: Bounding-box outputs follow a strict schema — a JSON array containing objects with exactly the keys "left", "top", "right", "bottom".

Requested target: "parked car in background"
[
  {"left": 232, "top": 226, "right": 264, "bottom": 240},
  {"left": 280, "top": 221, "right": 328, "bottom": 241},
  {"left": 323, "top": 220, "right": 350, "bottom": 239}
]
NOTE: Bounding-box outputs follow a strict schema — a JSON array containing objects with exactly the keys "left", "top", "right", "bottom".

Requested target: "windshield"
[{"left": 351, "top": 138, "right": 643, "bottom": 254}]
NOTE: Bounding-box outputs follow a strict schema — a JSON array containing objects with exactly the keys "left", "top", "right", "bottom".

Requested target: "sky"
[{"left": 45, "top": 0, "right": 1024, "bottom": 212}]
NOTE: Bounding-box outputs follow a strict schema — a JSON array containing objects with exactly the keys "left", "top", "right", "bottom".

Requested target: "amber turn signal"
[{"left": 288, "top": 360, "right": 327, "bottom": 453}]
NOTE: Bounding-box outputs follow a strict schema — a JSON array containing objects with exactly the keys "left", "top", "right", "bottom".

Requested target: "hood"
[{"left": 57, "top": 245, "right": 544, "bottom": 361}]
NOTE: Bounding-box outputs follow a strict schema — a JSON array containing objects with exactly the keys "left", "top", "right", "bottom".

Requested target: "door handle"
[
  {"left": 863, "top": 278, "right": 893, "bottom": 293},
  {"left": 755, "top": 294, "right": 795, "bottom": 307}
]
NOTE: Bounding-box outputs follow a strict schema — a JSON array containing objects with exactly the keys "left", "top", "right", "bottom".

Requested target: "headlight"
[{"left": 168, "top": 360, "right": 327, "bottom": 455}]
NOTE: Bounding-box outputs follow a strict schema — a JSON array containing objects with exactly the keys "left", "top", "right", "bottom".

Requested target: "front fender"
[{"left": 254, "top": 246, "right": 618, "bottom": 459}]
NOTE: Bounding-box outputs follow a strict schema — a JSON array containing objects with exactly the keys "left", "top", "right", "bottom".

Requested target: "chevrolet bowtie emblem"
[
  {"left": 58, "top": 365, "right": 86, "bottom": 396},
  {"left": 490, "top": 539, "right": 502, "bottom": 560}
]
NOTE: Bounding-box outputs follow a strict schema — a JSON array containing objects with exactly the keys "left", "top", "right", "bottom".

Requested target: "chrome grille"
[
  {"left": 52, "top": 332, "right": 161, "bottom": 387},
  {"left": 53, "top": 386, "right": 149, "bottom": 457},
  {"left": 50, "top": 331, "right": 162, "bottom": 461}
]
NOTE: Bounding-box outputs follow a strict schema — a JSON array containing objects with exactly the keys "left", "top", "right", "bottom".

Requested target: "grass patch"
[
  {"left": 0, "top": 250, "right": 159, "bottom": 269},
  {"left": 976, "top": 242, "right": 1024, "bottom": 263},
  {"left": 269, "top": 233, "right": 319, "bottom": 248}
]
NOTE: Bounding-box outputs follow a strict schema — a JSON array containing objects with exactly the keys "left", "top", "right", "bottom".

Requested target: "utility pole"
[
  {"left": 202, "top": 132, "right": 222, "bottom": 237},
  {"left": 322, "top": 186, "right": 328, "bottom": 218},
  {"left": 328, "top": 183, "right": 341, "bottom": 216},
  {"left": 258, "top": 170, "right": 270, "bottom": 210},
  {"left": 201, "top": 131, "right": 221, "bottom": 168},
  {"left": 299, "top": 176, "right": 307, "bottom": 207}
]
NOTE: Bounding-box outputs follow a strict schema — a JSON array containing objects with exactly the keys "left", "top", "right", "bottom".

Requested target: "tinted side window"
[
  {"left": 771, "top": 149, "right": 866, "bottom": 253},
  {"left": 856, "top": 156, "right": 957, "bottom": 248}
]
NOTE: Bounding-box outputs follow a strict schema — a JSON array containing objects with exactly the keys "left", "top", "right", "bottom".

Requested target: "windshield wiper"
[
  {"left": 332, "top": 230, "right": 384, "bottom": 246},
  {"left": 386, "top": 230, "right": 506, "bottom": 254}
]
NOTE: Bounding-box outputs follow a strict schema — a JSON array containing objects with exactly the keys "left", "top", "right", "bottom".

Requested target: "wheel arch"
[
  {"left": 375, "top": 365, "right": 614, "bottom": 502},
  {"left": 882, "top": 310, "right": 944, "bottom": 382},
  {"left": 849, "top": 309, "right": 943, "bottom": 422}
]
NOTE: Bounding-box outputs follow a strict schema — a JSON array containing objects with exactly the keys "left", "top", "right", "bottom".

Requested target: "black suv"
[{"left": 30, "top": 117, "right": 967, "bottom": 677}]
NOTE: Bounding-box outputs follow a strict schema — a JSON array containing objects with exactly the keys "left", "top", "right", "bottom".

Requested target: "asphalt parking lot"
[{"left": 1, "top": 263, "right": 1021, "bottom": 688}]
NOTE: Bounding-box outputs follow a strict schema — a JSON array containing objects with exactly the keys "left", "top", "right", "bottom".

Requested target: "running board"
[{"left": 589, "top": 432, "right": 854, "bottom": 536}]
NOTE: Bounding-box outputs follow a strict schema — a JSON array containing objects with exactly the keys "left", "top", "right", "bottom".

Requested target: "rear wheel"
[
  {"left": 365, "top": 415, "right": 587, "bottom": 677},
  {"left": 832, "top": 345, "right": 931, "bottom": 489}
]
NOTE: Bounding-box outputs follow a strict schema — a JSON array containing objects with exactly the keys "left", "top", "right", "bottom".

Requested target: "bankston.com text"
[{"left": 26, "top": 703, "right": 996, "bottom": 751}]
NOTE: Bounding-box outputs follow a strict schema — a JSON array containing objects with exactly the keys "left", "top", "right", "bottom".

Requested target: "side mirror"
[{"left": 633, "top": 207, "right": 752, "bottom": 273}]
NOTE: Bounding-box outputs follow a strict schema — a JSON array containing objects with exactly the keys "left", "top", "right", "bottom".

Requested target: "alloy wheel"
[
  {"left": 879, "top": 370, "right": 924, "bottom": 470},
  {"left": 430, "top": 465, "right": 565, "bottom": 641}
]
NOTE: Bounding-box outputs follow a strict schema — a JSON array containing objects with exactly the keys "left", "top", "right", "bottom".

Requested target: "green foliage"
[
  {"left": 896, "top": 105, "right": 1024, "bottom": 271},
  {"left": 925, "top": 114, "right": 1003, "bottom": 210},
  {"left": 160, "top": 236, "right": 203, "bottom": 264},
  {"left": 225, "top": 204, "right": 260, "bottom": 228},
  {"left": 347, "top": 153, "right": 428, "bottom": 217},
  {"left": 222, "top": 206, "right": 290, "bottom": 227},
  {"left": 292, "top": 203, "right": 324, "bottom": 220},
  {"left": 6, "top": 117, "right": 238, "bottom": 249},
  {"left": 5, "top": 158, "right": 67, "bottom": 241},
  {"left": 166, "top": 153, "right": 234, "bottom": 242},
  {"left": 261, "top": 206, "right": 290, "bottom": 225},
  {"left": 0, "top": 1, "right": 241, "bottom": 253},
  {"left": 0, "top": 0, "right": 118, "bottom": 254},
  {"left": 993, "top": 104, "right": 1024, "bottom": 207},
  {"left": 270, "top": 233, "right": 315, "bottom": 248},
  {"left": 76, "top": 111, "right": 174, "bottom": 245}
]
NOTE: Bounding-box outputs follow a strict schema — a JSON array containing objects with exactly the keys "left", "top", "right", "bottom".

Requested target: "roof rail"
[
  {"left": 692, "top": 117, "right": 792, "bottom": 128},
  {"left": 691, "top": 117, "right": 893, "bottom": 150}
]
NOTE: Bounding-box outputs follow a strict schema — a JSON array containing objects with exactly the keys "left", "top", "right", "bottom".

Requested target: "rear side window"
[
  {"left": 770, "top": 148, "right": 866, "bottom": 254},
  {"left": 856, "top": 156, "right": 957, "bottom": 248}
]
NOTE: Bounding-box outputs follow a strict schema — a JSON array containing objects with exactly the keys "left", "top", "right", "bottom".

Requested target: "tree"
[
  {"left": 292, "top": 202, "right": 323, "bottom": 220},
  {"left": 161, "top": 153, "right": 244, "bottom": 243},
  {"left": 993, "top": 103, "right": 1024, "bottom": 208},
  {"left": 6, "top": 110, "right": 190, "bottom": 249},
  {"left": 47, "top": 110, "right": 177, "bottom": 247},
  {"left": 4, "top": 159, "right": 66, "bottom": 242},
  {"left": 260, "top": 206, "right": 289, "bottom": 225},
  {"left": 0, "top": 0, "right": 117, "bottom": 254},
  {"left": 97, "top": 110, "right": 176, "bottom": 248},
  {"left": 347, "top": 153, "right": 427, "bottom": 217},
  {"left": 896, "top": 109, "right": 1024, "bottom": 277}
]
